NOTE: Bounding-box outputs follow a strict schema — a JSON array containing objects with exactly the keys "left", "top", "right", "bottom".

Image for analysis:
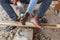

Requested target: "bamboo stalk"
[{"left": 0, "top": 21, "right": 60, "bottom": 29}]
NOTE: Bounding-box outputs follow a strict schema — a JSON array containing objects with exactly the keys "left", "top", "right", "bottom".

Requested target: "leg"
[
  {"left": 31, "top": 0, "right": 52, "bottom": 28},
  {"left": 0, "top": 0, "right": 20, "bottom": 31},
  {"left": 26, "top": 0, "right": 38, "bottom": 14},
  {"left": 0, "top": 0, "right": 18, "bottom": 20},
  {"left": 37, "top": 0, "right": 52, "bottom": 18},
  {"left": 20, "top": 0, "right": 38, "bottom": 24}
]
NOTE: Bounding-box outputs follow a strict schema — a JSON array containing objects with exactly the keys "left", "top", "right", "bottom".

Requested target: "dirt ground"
[{"left": 0, "top": 2, "right": 60, "bottom": 40}]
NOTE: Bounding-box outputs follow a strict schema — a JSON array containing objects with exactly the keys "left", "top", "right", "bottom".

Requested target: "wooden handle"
[{"left": 0, "top": 21, "right": 60, "bottom": 29}]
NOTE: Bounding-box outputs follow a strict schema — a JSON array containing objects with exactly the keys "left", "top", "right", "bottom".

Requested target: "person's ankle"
[
  {"left": 15, "top": 18, "right": 20, "bottom": 21},
  {"left": 25, "top": 12, "right": 30, "bottom": 17},
  {"left": 34, "top": 15, "right": 40, "bottom": 20}
]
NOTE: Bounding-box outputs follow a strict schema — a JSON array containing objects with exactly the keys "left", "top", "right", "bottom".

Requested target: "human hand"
[{"left": 11, "top": 0, "right": 18, "bottom": 5}]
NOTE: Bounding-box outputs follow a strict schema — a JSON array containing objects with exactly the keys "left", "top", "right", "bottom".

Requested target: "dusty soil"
[{"left": 0, "top": 2, "right": 60, "bottom": 40}]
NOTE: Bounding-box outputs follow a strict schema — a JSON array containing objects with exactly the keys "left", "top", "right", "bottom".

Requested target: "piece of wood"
[{"left": 0, "top": 21, "right": 60, "bottom": 29}]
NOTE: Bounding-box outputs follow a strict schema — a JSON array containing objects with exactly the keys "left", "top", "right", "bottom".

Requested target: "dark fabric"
[
  {"left": 21, "top": 0, "right": 42, "bottom": 4},
  {"left": 37, "top": 0, "right": 52, "bottom": 18},
  {"left": 0, "top": 0, "right": 18, "bottom": 20},
  {"left": 0, "top": 0, "right": 11, "bottom": 3}
]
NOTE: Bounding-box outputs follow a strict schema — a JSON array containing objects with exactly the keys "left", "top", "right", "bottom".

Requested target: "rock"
[{"left": 13, "top": 28, "right": 33, "bottom": 40}]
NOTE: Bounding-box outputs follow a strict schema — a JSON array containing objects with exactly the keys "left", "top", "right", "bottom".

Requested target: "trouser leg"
[
  {"left": 0, "top": 0, "right": 18, "bottom": 20},
  {"left": 37, "top": 0, "right": 52, "bottom": 18}
]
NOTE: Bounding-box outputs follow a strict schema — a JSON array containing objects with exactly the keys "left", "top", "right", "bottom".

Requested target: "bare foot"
[{"left": 30, "top": 18, "right": 42, "bottom": 29}]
